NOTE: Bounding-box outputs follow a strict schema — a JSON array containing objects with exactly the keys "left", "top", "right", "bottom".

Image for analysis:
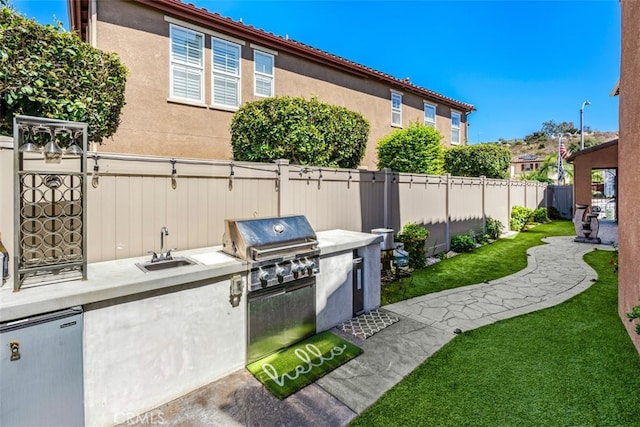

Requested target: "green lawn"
[
  {"left": 382, "top": 220, "right": 576, "bottom": 305},
  {"left": 352, "top": 250, "right": 640, "bottom": 426}
]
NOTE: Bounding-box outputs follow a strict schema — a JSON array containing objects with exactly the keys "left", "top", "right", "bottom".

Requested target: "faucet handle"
[
  {"left": 165, "top": 248, "right": 177, "bottom": 260},
  {"left": 147, "top": 251, "right": 159, "bottom": 263}
]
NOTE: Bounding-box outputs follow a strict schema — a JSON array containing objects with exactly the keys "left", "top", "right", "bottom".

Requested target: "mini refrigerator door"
[{"left": 1, "top": 307, "right": 84, "bottom": 427}]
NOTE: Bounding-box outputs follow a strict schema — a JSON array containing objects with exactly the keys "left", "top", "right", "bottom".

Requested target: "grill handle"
[{"left": 250, "top": 240, "right": 318, "bottom": 259}]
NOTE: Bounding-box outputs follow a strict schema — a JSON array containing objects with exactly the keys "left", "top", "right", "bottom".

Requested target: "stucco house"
[
  {"left": 565, "top": 139, "right": 618, "bottom": 219},
  {"left": 618, "top": 0, "right": 640, "bottom": 355},
  {"left": 67, "top": 0, "right": 474, "bottom": 169},
  {"left": 510, "top": 154, "right": 544, "bottom": 178}
]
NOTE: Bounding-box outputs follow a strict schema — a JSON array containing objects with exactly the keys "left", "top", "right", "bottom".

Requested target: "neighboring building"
[
  {"left": 510, "top": 154, "right": 544, "bottom": 178},
  {"left": 565, "top": 139, "right": 618, "bottom": 217},
  {"left": 67, "top": 0, "right": 474, "bottom": 169},
  {"left": 618, "top": 0, "right": 640, "bottom": 354}
]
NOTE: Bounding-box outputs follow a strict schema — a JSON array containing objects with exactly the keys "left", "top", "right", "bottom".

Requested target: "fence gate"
[
  {"left": 547, "top": 185, "right": 573, "bottom": 219},
  {"left": 591, "top": 169, "right": 617, "bottom": 220}
]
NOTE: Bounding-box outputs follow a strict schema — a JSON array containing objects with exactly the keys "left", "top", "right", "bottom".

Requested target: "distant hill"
[{"left": 499, "top": 131, "right": 618, "bottom": 159}]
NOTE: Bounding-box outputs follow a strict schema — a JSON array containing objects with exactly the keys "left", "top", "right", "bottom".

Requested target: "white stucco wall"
[
  {"left": 83, "top": 277, "right": 246, "bottom": 427},
  {"left": 315, "top": 242, "right": 381, "bottom": 332}
]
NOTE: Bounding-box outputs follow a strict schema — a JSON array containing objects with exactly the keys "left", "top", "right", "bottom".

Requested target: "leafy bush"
[
  {"left": 376, "top": 122, "right": 444, "bottom": 174},
  {"left": 230, "top": 96, "right": 369, "bottom": 168},
  {"left": 0, "top": 6, "right": 128, "bottom": 143},
  {"left": 396, "top": 223, "right": 430, "bottom": 269},
  {"left": 510, "top": 206, "right": 534, "bottom": 231},
  {"left": 532, "top": 207, "right": 549, "bottom": 223},
  {"left": 547, "top": 206, "right": 561, "bottom": 220},
  {"left": 485, "top": 217, "right": 504, "bottom": 240},
  {"left": 628, "top": 307, "right": 640, "bottom": 334},
  {"left": 443, "top": 143, "right": 512, "bottom": 179},
  {"left": 450, "top": 233, "right": 476, "bottom": 253}
]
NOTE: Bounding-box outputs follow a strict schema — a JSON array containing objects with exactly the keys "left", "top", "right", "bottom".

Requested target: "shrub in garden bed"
[
  {"left": 396, "top": 223, "right": 430, "bottom": 269},
  {"left": 485, "top": 217, "right": 504, "bottom": 240},
  {"left": 450, "top": 233, "right": 476, "bottom": 253},
  {"left": 510, "top": 206, "right": 534, "bottom": 232},
  {"left": 532, "top": 207, "right": 550, "bottom": 223}
]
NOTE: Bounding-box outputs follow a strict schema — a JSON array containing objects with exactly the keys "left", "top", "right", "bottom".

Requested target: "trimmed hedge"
[
  {"left": 0, "top": 6, "right": 127, "bottom": 143},
  {"left": 444, "top": 143, "right": 511, "bottom": 179},
  {"left": 376, "top": 122, "right": 444, "bottom": 174},
  {"left": 230, "top": 96, "right": 369, "bottom": 168}
]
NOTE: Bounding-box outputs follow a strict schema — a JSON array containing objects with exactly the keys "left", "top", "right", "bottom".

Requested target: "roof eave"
[{"left": 131, "top": 0, "right": 474, "bottom": 112}]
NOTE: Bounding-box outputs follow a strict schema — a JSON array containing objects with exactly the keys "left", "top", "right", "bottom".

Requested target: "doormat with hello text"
[{"left": 246, "top": 331, "right": 362, "bottom": 399}]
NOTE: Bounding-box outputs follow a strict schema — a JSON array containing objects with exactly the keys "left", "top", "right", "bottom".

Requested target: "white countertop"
[{"left": 0, "top": 230, "right": 381, "bottom": 322}]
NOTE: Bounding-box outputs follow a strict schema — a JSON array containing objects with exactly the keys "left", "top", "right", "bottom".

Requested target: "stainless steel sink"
[{"left": 135, "top": 257, "right": 198, "bottom": 273}]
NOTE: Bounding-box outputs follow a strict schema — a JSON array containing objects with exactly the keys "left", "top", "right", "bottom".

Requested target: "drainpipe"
[{"left": 90, "top": 0, "right": 98, "bottom": 47}]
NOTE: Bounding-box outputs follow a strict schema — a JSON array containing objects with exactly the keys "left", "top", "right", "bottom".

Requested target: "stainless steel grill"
[
  {"left": 222, "top": 215, "right": 320, "bottom": 291},
  {"left": 222, "top": 215, "right": 320, "bottom": 362}
]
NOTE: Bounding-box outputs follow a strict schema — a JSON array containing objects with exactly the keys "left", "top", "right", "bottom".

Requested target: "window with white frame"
[
  {"left": 391, "top": 92, "right": 402, "bottom": 126},
  {"left": 424, "top": 103, "right": 436, "bottom": 128},
  {"left": 212, "top": 37, "right": 241, "bottom": 108},
  {"left": 451, "top": 111, "right": 461, "bottom": 144},
  {"left": 170, "top": 25, "right": 204, "bottom": 102},
  {"left": 254, "top": 50, "right": 274, "bottom": 97}
]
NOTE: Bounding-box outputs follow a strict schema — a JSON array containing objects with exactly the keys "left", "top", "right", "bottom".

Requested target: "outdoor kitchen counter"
[
  {"left": 0, "top": 245, "right": 246, "bottom": 322},
  {"left": 0, "top": 229, "right": 381, "bottom": 322}
]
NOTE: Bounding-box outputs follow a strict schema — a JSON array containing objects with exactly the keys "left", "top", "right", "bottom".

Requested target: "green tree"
[
  {"left": 443, "top": 143, "right": 511, "bottom": 179},
  {"left": 376, "top": 122, "right": 444, "bottom": 174},
  {"left": 0, "top": 5, "right": 128, "bottom": 143},
  {"left": 541, "top": 120, "right": 578, "bottom": 136},
  {"left": 230, "top": 96, "right": 369, "bottom": 168},
  {"left": 524, "top": 131, "right": 548, "bottom": 144},
  {"left": 520, "top": 169, "right": 553, "bottom": 184}
]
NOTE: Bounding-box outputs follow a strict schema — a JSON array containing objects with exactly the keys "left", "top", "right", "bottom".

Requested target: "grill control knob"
[
  {"left": 276, "top": 266, "right": 286, "bottom": 278},
  {"left": 291, "top": 261, "right": 302, "bottom": 274},
  {"left": 259, "top": 270, "right": 270, "bottom": 282},
  {"left": 306, "top": 260, "right": 316, "bottom": 270}
]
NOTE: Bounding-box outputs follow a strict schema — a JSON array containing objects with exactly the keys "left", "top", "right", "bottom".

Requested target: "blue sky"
[{"left": 10, "top": 0, "right": 620, "bottom": 144}]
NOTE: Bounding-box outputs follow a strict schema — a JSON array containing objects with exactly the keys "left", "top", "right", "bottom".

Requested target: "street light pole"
[{"left": 580, "top": 100, "right": 591, "bottom": 150}]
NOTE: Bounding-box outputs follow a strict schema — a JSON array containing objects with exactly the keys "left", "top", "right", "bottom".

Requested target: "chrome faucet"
[
  {"left": 160, "top": 226, "right": 168, "bottom": 255},
  {"left": 148, "top": 226, "right": 173, "bottom": 262}
]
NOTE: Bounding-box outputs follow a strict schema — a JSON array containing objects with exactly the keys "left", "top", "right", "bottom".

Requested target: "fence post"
[
  {"left": 481, "top": 175, "right": 486, "bottom": 231},
  {"left": 383, "top": 168, "right": 391, "bottom": 229},
  {"left": 445, "top": 173, "right": 451, "bottom": 252},
  {"left": 507, "top": 178, "right": 512, "bottom": 231},
  {"left": 276, "top": 159, "right": 292, "bottom": 216}
]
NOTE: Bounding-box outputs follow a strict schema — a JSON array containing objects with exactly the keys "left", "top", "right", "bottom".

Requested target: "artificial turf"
[
  {"left": 352, "top": 249, "right": 640, "bottom": 426},
  {"left": 382, "top": 220, "right": 577, "bottom": 305}
]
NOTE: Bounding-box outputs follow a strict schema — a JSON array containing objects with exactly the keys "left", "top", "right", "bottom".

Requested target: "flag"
[
  {"left": 559, "top": 142, "right": 568, "bottom": 159},
  {"left": 557, "top": 157, "right": 565, "bottom": 184}
]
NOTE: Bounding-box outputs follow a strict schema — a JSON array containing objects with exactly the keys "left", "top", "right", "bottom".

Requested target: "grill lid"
[{"left": 222, "top": 215, "right": 318, "bottom": 261}]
